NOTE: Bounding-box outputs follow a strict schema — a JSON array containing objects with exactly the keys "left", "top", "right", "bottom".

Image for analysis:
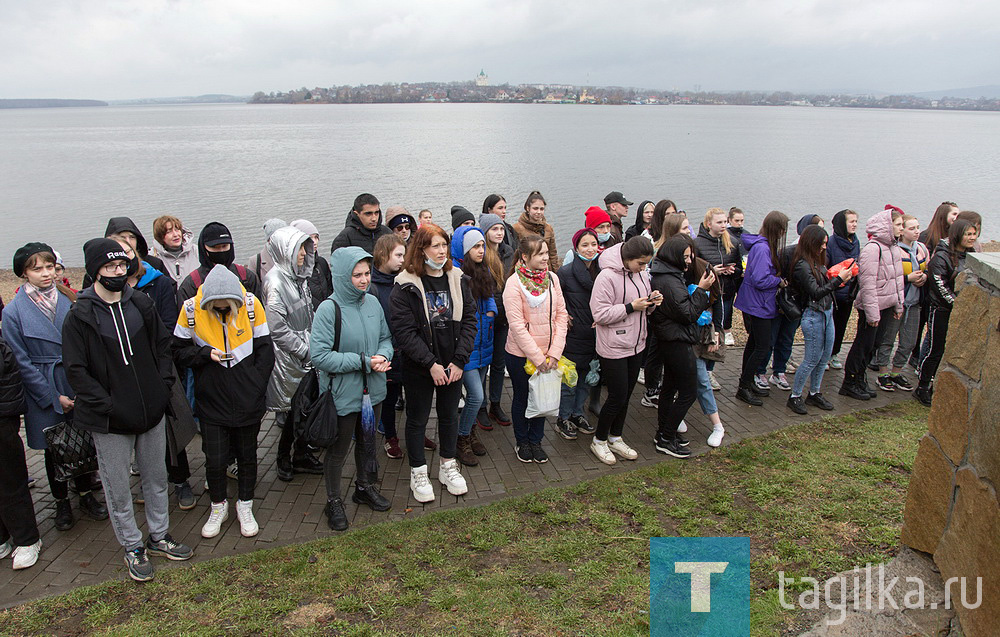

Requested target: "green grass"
[{"left": 0, "top": 402, "right": 927, "bottom": 636}]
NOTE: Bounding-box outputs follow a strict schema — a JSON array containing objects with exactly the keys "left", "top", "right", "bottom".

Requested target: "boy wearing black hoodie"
[{"left": 62, "top": 239, "right": 193, "bottom": 582}]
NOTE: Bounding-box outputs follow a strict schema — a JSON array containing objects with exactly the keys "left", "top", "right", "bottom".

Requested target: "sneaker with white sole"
[
  {"left": 640, "top": 389, "right": 659, "bottom": 408},
  {"left": 0, "top": 541, "right": 11, "bottom": 559},
  {"left": 677, "top": 420, "right": 688, "bottom": 433},
  {"left": 708, "top": 371, "right": 721, "bottom": 391},
  {"left": 590, "top": 439, "right": 617, "bottom": 465},
  {"left": 438, "top": 459, "right": 468, "bottom": 496},
  {"left": 226, "top": 463, "right": 238, "bottom": 480},
  {"left": 754, "top": 375, "right": 770, "bottom": 391},
  {"left": 410, "top": 465, "right": 435, "bottom": 503},
  {"left": 236, "top": 499, "right": 259, "bottom": 537},
  {"left": 637, "top": 369, "right": 645, "bottom": 386},
  {"left": 124, "top": 546, "right": 154, "bottom": 582},
  {"left": 829, "top": 356, "right": 843, "bottom": 369},
  {"left": 12, "top": 540, "right": 42, "bottom": 570},
  {"left": 707, "top": 425, "right": 725, "bottom": 448},
  {"left": 201, "top": 500, "right": 228, "bottom": 538},
  {"left": 607, "top": 438, "right": 638, "bottom": 460},
  {"left": 145, "top": 534, "right": 193, "bottom": 561},
  {"left": 769, "top": 373, "right": 791, "bottom": 391},
  {"left": 724, "top": 332, "right": 735, "bottom": 346}
]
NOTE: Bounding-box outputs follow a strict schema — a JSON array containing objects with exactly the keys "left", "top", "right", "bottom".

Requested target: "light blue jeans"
[
  {"left": 695, "top": 358, "right": 718, "bottom": 416},
  {"left": 459, "top": 367, "right": 489, "bottom": 436},
  {"left": 559, "top": 375, "right": 592, "bottom": 419},
  {"left": 793, "top": 308, "right": 835, "bottom": 397}
]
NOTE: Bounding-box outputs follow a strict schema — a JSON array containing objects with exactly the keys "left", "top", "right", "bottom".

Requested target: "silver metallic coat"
[{"left": 263, "top": 226, "right": 316, "bottom": 411}]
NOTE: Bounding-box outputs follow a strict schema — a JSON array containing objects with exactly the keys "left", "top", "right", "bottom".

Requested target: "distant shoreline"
[{"left": 0, "top": 99, "right": 108, "bottom": 109}]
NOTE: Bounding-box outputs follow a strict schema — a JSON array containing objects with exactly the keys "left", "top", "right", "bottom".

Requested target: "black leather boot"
[
  {"left": 325, "top": 498, "right": 348, "bottom": 531},
  {"left": 352, "top": 485, "right": 391, "bottom": 512}
]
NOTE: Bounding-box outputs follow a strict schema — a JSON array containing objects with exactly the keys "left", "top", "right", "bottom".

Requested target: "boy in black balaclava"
[{"left": 176, "top": 222, "right": 262, "bottom": 304}]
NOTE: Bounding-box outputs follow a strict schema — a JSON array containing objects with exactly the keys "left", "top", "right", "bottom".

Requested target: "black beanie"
[
  {"left": 12, "top": 242, "right": 54, "bottom": 277},
  {"left": 451, "top": 205, "right": 476, "bottom": 230},
  {"left": 84, "top": 238, "right": 131, "bottom": 280}
]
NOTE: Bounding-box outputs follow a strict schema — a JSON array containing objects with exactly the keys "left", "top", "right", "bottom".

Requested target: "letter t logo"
[{"left": 675, "top": 562, "right": 729, "bottom": 612}]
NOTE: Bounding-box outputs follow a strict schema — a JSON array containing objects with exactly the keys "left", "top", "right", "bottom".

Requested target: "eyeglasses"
[
  {"left": 101, "top": 262, "right": 128, "bottom": 275},
  {"left": 395, "top": 224, "right": 411, "bottom": 230}
]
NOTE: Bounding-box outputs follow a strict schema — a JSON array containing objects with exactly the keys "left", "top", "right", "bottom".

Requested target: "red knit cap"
[{"left": 585, "top": 206, "right": 612, "bottom": 229}]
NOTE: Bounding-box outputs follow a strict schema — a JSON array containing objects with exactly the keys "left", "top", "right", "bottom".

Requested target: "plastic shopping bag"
[{"left": 525, "top": 369, "right": 562, "bottom": 419}]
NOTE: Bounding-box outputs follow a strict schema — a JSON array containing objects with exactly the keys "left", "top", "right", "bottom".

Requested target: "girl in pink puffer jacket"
[{"left": 840, "top": 209, "right": 904, "bottom": 400}]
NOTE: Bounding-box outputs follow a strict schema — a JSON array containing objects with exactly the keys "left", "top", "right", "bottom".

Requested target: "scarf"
[
  {"left": 516, "top": 264, "right": 550, "bottom": 308},
  {"left": 23, "top": 282, "right": 59, "bottom": 323}
]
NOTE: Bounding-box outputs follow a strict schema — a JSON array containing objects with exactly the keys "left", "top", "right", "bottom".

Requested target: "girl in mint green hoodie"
[{"left": 310, "top": 246, "right": 394, "bottom": 531}]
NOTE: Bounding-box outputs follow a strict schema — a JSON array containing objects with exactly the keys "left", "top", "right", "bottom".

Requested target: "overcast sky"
[{"left": 2, "top": 0, "right": 998, "bottom": 100}]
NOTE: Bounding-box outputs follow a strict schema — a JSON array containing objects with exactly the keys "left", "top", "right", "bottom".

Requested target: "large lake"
[{"left": 1, "top": 103, "right": 998, "bottom": 265}]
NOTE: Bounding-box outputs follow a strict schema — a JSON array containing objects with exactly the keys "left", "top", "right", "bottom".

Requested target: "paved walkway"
[{"left": 1, "top": 346, "right": 911, "bottom": 608}]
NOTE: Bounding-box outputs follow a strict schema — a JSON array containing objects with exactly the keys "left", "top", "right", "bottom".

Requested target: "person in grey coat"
[{"left": 263, "top": 225, "right": 322, "bottom": 480}]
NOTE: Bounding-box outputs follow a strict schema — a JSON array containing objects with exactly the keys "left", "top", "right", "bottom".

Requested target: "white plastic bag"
[{"left": 525, "top": 369, "right": 562, "bottom": 419}]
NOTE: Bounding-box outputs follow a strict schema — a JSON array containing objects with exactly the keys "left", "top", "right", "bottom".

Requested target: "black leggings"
[
  {"left": 403, "top": 373, "right": 461, "bottom": 467},
  {"left": 739, "top": 313, "right": 774, "bottom": 388},
  {"left": 202, "top": 421, "right": 260, "bottom": 503},
  {"left": 1, "top": 421, "right": 40, "bottom": 547},
  {"left": 831, "top": 300, "right": 853, "bottom": 357},
  {"left": 656, "top": 341, "right": 698, "bottom": 437},
  {"left": 918, "top": 307, "right": 951, "bottom": 387},
  {"left": 596, "top": 354, "right": 643, "bottom": 441},
  {"left": 324, "top": 407, "right": 382, "bottom": 500},
  {"left": 844, "top": 307, "right": 895, "bottom": 384},
  {"left": 643, "top": 331, "right": 663, "bottom": 392}
]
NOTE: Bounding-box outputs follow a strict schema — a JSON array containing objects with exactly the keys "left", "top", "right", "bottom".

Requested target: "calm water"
[{"left": 1, "top": 103, "right": 998, "bottom": 266}]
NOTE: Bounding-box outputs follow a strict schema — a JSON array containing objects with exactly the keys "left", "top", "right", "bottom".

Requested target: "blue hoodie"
[
  {"left": 451, "top": 226, "right": 496, "bottom": 370},
  {"left": 309, "top": 246, "right": 394, "bottom": 415},
  {"left": 734, "top": 233, "right": 782, "bottom": 319}
]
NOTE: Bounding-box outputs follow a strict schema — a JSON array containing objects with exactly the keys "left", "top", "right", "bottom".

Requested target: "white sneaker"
[
  {"left": 12, "top": 540, "right": 42, "bottom": 570},
  {"left": 410, "top": 465, "right": 435, "bottom": 503},
  {"left": 637, "top": 369, "right": 645, "bottom": 386},
  {"left": 677, "top": 420, "right": 688, "bottom": 433},
  {"left": 724, "top": 332, "right": 735, "bottom": 346},
  {"left": 590, "top": 439, "right": 617, "bottom": 465},
  {"left": 439, "top": 459, "right": 468, "bottom": 496},
  {"left": 707, "top": 425, "right": 725, "bottom": 448},
  {"left": 0, "top": 541, "right": 11, "bottom": 559},
  {"left": 608, "top": 438, "right": 638, "bottom": 460},
  {"left": 201, "top": 500, "right": 228, "bottom": 538},
  {"left": 236, "top": 499, "right": 259, "bottom": 537},
  {"left": 708, "top": 371, "right": 721, "bottom": 391}
]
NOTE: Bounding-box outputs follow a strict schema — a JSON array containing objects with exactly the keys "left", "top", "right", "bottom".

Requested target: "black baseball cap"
[
  {"left": 604, "top": 191, "right": 633, "bottom": 207},
  {"left": 202, "top": 222, "right": 234, "bottom": 247}
]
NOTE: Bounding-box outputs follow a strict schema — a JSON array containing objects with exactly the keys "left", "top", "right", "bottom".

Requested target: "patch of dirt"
[{"left": 282, "top": 602, "right": 339, "bottom": 630}]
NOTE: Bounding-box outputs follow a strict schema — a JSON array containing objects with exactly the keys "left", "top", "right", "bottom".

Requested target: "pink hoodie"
[
  {"left": 855, "top": 210, "right": 904, "bottom": 319},
  {"left": 590, "top": 243, "right": 653, "bottom": 359}
]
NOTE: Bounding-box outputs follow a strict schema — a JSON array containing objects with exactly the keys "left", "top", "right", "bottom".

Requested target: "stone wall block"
[
  {"left": 901, "top": 435, "right": 957, "bottom": 554},
  {"left": 942, "top": 281, "right": 992, "bottom": 381},
  {"left": 933, "top": 467, "right": 1000, "bottom": 637},
  {"left": 926, "top": 370, "right": 970, "bottom": 465}
]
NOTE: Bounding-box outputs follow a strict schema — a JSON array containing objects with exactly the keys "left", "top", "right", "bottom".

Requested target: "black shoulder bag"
[{"left": 297, "top": 300, "right": 342, "bottom": 448}]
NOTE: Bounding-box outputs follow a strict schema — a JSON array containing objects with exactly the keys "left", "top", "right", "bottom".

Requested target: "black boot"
[
  {"left": 786, "top": 395, "right": 808, "bottom": 415},
  {"left": 325, "top": 498, "right": 349, "bottom": 531},
  {"left": 858, "top": 373, "right": 878, "bottom": 399},
  {"left": 292, "top": 451, "right": 324, "bottom": 475},
  {"left": 276, "top": 456, "right": 294, "bottom": 482},
  {"left": 736, "top": 386, "right": 763, "bottom": 406},
  {"left": 352, "top": 485, "right": 391, "bottom": 512},
  {"left": 839, "top": 377, "right": 871, "bottom": 401},
  {"left": 914, "top": 385, "right": 933, "bottom": 407},
  {"left": 78, "top": 492, "right": 108, "bottom": 520},
  {"left": 54, "top": 498, "right": 75, "bottom": 531},
  {"left": 488, "top": 403, "right": 511, "bottom": 427}
]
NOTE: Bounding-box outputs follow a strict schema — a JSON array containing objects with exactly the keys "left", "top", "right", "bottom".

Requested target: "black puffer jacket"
[
  {"left": 330, "top": 210, "right": 393, "bottom": 255},
  {"left": 649, "top": 258, "right": 711, "bottom": 344},
  {"left": 789, "top": 258, "right": 843, "bottom": 312},
  {"left": 0, "top": 337, "right": 26, "bottom": 423},
  {"left": 557, "top": 255, "right": 599, "bottom": 360},
  {"left": 926, "top": 240, "right": 965, "bottom": 309},
  {"left": 695, "top": 223, "right": 744, "bottom": 295},
  {"left": 308, "top": 255, "right": 334, "bottom": 311},
  {"left": 62, "top": 286, "right": 174, "bottom": 435}
]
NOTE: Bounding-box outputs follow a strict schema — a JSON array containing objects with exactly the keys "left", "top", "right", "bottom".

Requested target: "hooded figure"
[
  {"left": 247, "top": 218, "right": 287, "bottom": 283},
  {"left": 854, "top": 210, "right": 904, "bottom": 320},
  {"left": 625, "top": 200, "right": 654, "bottom": 241},
  {"left": 827, "top": 210, "right": 861, "bottom": 305},
  {"left": 290, "top": 218, "right": 334, "bottom": 310},
  {"left": 263, "top": 226, "right": 316, "bottom": 412},
  {"left": 450, "top": 226, "right": 496, "bottom": 371},
  {"left": 310, "top": 247, "right": 393, "bottom": 416},
  {"left": 176, "top": 221, "right": 262, "bottom": 305},
  {"left": 104, "top": 217, "right": 168, "bottom": 277}
]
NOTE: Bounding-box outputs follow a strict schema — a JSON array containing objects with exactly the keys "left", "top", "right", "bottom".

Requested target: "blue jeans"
[
  {"left": 758, "top": 314, "right": 800, "bottom": 375},
  {"left": 506, "top": 353, "right": 545, "bottom": 445},
  {"left": 558, "top": 353, "right": 593, "bottom": 419},
  {"left": 793, "top": 308, "right": 834, "bottom": 397},
  {"left": 695, "top": 358, "right": 717, "bottom": 416},
  {"left": 458, "top": 367, "right": 488, "bottom": 436},
  {"left": 488, "top": 323, "right": 508, "bottom": 404}
]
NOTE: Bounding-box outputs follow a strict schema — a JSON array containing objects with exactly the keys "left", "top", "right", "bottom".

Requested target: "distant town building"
[{"left": 476, "top": 69, "right": 489, "bottom": 86}]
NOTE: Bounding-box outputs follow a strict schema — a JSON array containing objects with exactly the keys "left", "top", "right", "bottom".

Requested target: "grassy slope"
[{"left": 0, "top": 402, "right": 927, "bottom": 636}]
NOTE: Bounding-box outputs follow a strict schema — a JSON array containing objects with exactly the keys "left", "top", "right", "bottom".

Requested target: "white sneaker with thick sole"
[
  {"left": 708, "top": 371, "right": 721, "bottom": 391},
  {"left": 201, "top": 500, "right": 228, "bottom": 538},
  {"left": 236, "top": 499, "right": 259, "bottom": 537},
  {"left": 438, "top": 459, "right": 468, "bottom": 496},
  {"left": 608, "top": 438, "right": 638, "bottom": 460},
  {"left": 677, "top": 420, "right": 688, "bottom": 433},
  {"left": 0, "top": 541, "right": 11, "bottom": 560},
  {"left": 724, "top": 332, "right": 735, "bottom": 346},
  {"left": 12, "top": 540, "right": 42, "bottom": 570},
  {"left": 410, "top": 465, "right": 435, "bottom": 503},
  {"left": 590, "top": 439, "right": 617, "bottom": 465},
  {"left": 637, "top": 369, "right": 645, "bottom": 386},
  {"left": 707, "top": 425, "right": 725, "bottom": 448}
]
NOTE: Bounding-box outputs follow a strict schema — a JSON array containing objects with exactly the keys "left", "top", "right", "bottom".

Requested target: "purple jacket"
[
  {"left": 734, "top": 233, "right": 782, "bottom": 319},
  {"left": 855, "top": 210, "right": 904, "bottom": 319}
]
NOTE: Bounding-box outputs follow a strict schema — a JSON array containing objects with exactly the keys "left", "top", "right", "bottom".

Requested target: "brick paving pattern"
[{"left": 0, "top": 345, "right": 911, "bottom": 608}]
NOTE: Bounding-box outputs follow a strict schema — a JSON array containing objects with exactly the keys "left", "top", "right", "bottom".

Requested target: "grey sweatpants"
[
  {"left": 873, "top": 304, "right": 920, "bottom": 370},
  {"left": 92, "top": 418, "right": 169, "bottom": 552}
]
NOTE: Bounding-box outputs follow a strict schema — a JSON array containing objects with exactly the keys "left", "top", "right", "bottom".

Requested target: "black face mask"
[
  {"left": 99, "top": 274, "right": 129, "bottom": 293},
  {"left": 215, "top": 306, "right": 231, "bottom": 319},
  {"left": 206, "top": 249, "right": 233, "bottom": 266},
  {"left": 127, "top": 255, "right": 140, "bottom": 277}
]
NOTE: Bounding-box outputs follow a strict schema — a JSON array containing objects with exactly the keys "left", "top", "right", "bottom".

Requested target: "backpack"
[
  {"left": 183, "top": 290, "right": 255, "bottom": 328},
  {"left": 188, "top": 264, "right": 249, "bottom": 289}
]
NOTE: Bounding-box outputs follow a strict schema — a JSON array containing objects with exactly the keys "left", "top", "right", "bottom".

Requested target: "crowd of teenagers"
[{"left": 0, "top": 193, "right": 980, "bottom": 581}]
